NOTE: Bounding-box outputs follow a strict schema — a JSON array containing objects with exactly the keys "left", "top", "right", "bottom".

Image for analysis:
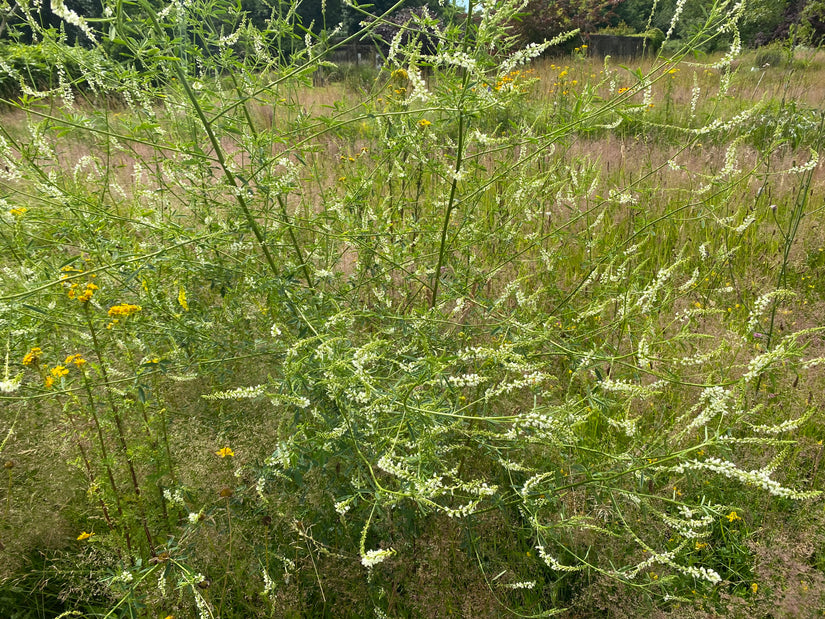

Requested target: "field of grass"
[{"left": 1, "top": 1, "right": 825, "bottom": 616}]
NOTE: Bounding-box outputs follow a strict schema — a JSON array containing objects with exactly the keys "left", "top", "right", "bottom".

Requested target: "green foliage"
[
  {"left": 0, "top": 0, "right": 824, "bottom": 616},
  {"left": 799, "top": 0, "right": 825, "bottom": 45},
  {"left": 514, "top": 0, "right": 623, "bottom": 44}
]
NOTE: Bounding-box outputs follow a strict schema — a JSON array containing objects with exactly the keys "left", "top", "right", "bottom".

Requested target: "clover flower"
[
  {"left": 0, "top": 346, "right": 22, "bottom": 393},
  {"left": 360, "top": 547, "right": 396, "bottom": 568}
]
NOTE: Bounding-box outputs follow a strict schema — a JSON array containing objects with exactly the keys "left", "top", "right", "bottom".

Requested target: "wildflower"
[
  {"left": 361, "top": 547, "right": 396, "bottom": 568},
  {"left": 216, "top": 446, "right": 234, "bottom": 458},
  {"left": 391, "top": 68, "right": 408, "bottom": 81},
  {"left": 618, "top": 87, "right": 629, "bottom": 94},
  {"left": 695, "top": 542, "right": 707, "bottom": 550},
  {"left": 65, "top": 354, "right": 86, "bottom": 367},
  {"left": 76, "top": 282, "right": 98, "bottom": 303},
  {"left": 77, "top": 531, "right": 94, "bottom": 541},
  {"left": 178, "top": 286, "right": 188, "bottom": 311},
  {"left": 0, "top": 345, "right": 22, "bottom": 393},
  {"left": 10, "top": 207, "right": 27, "bottom": 217},
  {"left": 50, "top": 365, "right": 69, "bottom": 378},
  {"left": 22, "top": 347, "right": 42, "bottom": 366},
  {"left": 108, "top": 303, "right": 141, "bottom": 318},
  {"left": 726, "top": 510, "right": 741, "bottom": 522},
  {"left": 418, "top": 118, "right": 432, "bottom": 128},
  {"left": 45, "top": 376, "right": 54, "bottom": 388},
  {"left": 751, "top": 583, "right": 758, "bottom": 594}
]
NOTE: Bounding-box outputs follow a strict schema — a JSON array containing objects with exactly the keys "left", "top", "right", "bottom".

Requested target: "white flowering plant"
[{"left": 0, "top": 0, "right": 824, "bottom": 616}]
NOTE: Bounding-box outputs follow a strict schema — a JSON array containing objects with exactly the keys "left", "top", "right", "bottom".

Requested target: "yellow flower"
[
  {"left": 751, "top": 583, "right": 758, "bottom": 594},
  {"left": 726, "top": 510, "right": 742, "bottom": 522},
  {"left": 22, "top": 347, "right": 43, "bottom": 366},
  {"left": 216, "top": 446, "right": 234, "bottom": 458},
  {"left": 108, "top": 304, "right": 142, "bottom": 318},
  {"left": 391, "top": 68, "right": 408, "bottom": 81},
  {"left": 178, "top": 286, "right": 189, "bottom": 311},
  {"left": 10, "top": 207, "right": 27, "bottom": 217},
  {"left": 50, "top": 365, "right": 69, "bottom": 378},
  {"left": 76, "top": 282, "right": 98, "bottom": 303},
  {"left": 618, "top": 87, "right": 629, "bottom": 94},
  {"left": 44, "top": 375, "right": 54, "bottom": 388},
  {"left": 418, "top": 118, "right": 432, "bottom": 128},
  {"left": 77, "top": 531, "right": 94, "bottom": 541},
  {"left": 65, "top": 354, "right": 86, "bottom": 366},
  {"left": 695, "top": 542, "right": 707, "bottom": 550}
]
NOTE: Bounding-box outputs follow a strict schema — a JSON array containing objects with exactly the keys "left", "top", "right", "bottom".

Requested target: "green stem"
[
  {"left": 80, "top": 369, "right": 133, "bottom": 555},
  {"left": 84, "top": 304, "right": 155, "bottom": 556},
  {"left": 431, "top": 99, "right": 468, "bottom": 309},
  {"left": 138, "top": 0, "right": 283, "bottom": 283}
]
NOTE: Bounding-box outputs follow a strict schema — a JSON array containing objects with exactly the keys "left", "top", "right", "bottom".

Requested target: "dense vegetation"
[{"left": 1, "top": 0, "right": 824, "bottom": 616}]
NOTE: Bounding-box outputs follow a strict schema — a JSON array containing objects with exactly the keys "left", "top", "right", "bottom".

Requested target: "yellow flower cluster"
[
  {"left": 178, "top": 286, "right": 188, "bottom": 311},
  {"left": 108, "top": 304, "right": 142, "bottom": 318},
  {"left": 216, "top": 446, "right": 234, "bottom": 458},
  {"left": 546, "top": 66, "right": 578, "bottom": 95},
  {"left": 492, "top": 68, "right": 536, "bottom": 93},
  {"left": 65, "top": 354, "right": 86, "bottom": 367},
  {"left": 50, "top": 365, "right": 69, "bottom": 378},
  {"left": 67, "top": 281, "right": 98, "bottom": 302},
  {"left": 62, "top": 266, "right": 98, "bottom": 303},
  {"left": 9, "top": 207, "right": 27, "bottom": 217},
  {"left": 22, "top": 347, "right": 42, "bottom": 366}
]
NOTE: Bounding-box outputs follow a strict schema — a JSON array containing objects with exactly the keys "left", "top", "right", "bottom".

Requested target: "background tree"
[{"left": 514, "top": 0, "right": 624, "bottom": 45}]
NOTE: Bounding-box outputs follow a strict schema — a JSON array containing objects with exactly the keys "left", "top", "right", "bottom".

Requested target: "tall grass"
[{"left": 0, "top": 0, "right": 824, "bottom": 616}]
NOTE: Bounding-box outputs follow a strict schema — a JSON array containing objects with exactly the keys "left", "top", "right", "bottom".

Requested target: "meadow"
[{"left": 1, "top": 0, "right": 825, "bottom": 616}]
